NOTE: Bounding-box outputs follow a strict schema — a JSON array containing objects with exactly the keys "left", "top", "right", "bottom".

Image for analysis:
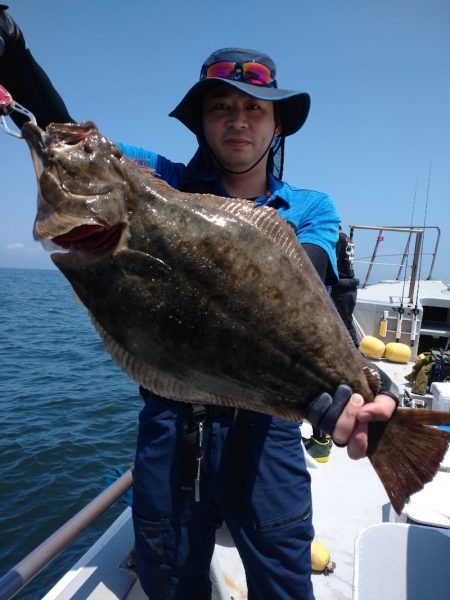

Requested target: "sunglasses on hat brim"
[{"left": 200, "top": 61, "right": 276, "bottom": 87}]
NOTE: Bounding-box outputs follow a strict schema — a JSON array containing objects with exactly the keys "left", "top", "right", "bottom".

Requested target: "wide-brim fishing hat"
[{"left": 169, "top": 48, "right": 310, "bottom": 137}]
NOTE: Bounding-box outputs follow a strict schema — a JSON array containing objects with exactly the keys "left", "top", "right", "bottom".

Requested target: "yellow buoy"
[
  {"left": 311, "top": 539, "right": 335, "bottom": 573},
  {"left": 384, "top": 342, "right": 411, "bottom": 364},
  {"left": 359, "top": 336, "right": 386, "bottom": 360}
]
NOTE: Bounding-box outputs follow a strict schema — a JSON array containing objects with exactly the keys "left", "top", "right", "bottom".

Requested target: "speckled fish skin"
[
  {"left": 23, "top": 121, "right": 450, "bottom": 515},
  {"left": 22, "top": 120, "right": 375, "bottom": 421}
]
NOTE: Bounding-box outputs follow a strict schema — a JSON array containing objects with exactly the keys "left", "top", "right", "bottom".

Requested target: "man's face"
[{"left": 202, "top": 85, "right": 281, "bottom": 173}]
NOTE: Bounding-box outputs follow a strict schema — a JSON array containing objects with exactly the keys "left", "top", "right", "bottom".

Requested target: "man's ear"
[{"left": 273, "top": 104, "right": 282, "bottom": 137}]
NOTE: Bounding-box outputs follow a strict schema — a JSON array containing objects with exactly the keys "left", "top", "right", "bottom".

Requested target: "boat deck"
[
  {"left": 41, "top": 434, "right": 392, "bottom": 600},
  {"left": 308, "top": 437, "right": 390, "bottom": 600},
  {"left": 41, "top": 358, "right": 450, "bottom": 600}
]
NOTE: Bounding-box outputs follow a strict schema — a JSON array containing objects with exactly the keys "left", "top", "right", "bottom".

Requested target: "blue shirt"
[{"left": 118, "top": 143, "right": 339, "bottom": 285}]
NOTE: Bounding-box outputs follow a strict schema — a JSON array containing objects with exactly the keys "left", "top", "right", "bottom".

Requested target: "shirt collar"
[
  {"left": 264, "top": 173, "right": 290, "bottom": 208},
  {"left": 181, "top": 147, "right": 291, "bottom": 206}
]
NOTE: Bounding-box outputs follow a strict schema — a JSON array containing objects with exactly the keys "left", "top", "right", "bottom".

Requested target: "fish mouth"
[
  {"left": 22, "top": 121, "right": 95, "bottom": 177},
  {"left": 51, "top": 223, "right": 124, "bottom": 253}
]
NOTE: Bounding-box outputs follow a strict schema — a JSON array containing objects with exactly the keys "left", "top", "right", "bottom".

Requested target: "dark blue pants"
[{"left": 132, "top": 395, "right": 315, "bottom": 600}]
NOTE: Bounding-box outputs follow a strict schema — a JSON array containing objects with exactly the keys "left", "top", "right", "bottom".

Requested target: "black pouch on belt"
[{"left": 181, "top": 404, "right": 206, "bottom": 491}]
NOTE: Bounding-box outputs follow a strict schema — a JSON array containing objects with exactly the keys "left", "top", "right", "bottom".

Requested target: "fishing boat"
[
  {"left": 352, "top": 224, "right": 449, "bottom": 361},
  {"left": 1, "top": 225, "right": 449, "bottom": 600}
]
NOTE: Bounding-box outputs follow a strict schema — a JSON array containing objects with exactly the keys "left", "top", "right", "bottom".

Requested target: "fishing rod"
[
  {"left": 410, "top": 162, "right": 432, "bottom": 348},
  {"left": 394, "top": 179, "right": 418, "bottom": 343},
  {"left": 403, "top": 177, "right": 418, "bottom": 347}
]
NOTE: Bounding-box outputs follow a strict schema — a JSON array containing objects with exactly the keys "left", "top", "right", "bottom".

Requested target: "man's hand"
[
  {"left": 333, "top": 393, "right": 397, "bottom": 459},
  {"left": 302, "top": 373, "right": 398, "bottom": 459}
]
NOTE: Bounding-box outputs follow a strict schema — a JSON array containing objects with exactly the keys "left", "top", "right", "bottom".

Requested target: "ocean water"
[{"left": 0, "top": 267, "right": 141, "bottom": 598}]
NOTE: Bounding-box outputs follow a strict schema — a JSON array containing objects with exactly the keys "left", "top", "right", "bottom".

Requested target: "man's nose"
[{"left": 226, "top": 107, "right": 248, "bottom": 127}]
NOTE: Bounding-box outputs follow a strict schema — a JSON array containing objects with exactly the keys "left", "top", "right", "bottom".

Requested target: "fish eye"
[{"left": 84, "top": 142, "right": 94, "bottom": 153}]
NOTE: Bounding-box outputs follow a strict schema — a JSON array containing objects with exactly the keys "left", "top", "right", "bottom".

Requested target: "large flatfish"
[{"left": 22, "top": 121, "right": 450, "bottom": 513}]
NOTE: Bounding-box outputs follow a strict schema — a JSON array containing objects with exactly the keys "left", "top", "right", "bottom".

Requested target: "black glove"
[
  {"left": 0, "top": 5, "right": 18, "bottom": 58},
  {"left": 377, "top": 366, "right": 400, "bottom": 404},
  {"left": 304, "top": 385, "right": 353, "bottom": 435},
  {"left": 304, "top": 370, "right": 399, "bottom": 438}
]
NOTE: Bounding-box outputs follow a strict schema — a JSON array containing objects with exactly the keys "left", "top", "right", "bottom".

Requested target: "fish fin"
[
  {"left": 114, "top": 249, "right": 172, "bottom": 276},
  {"left": 135, "top": 177, "right": 312, "bottom": 272},
  {"left": 90, "top": 311, "right": 305, "bottom": 421},
  {"left": 89, "top": 311, "right": 218, "bottom": 401},
  {"left": 367, "top": 408, "right": 450, "bottom": 514},
  {"left": 132, "top": 170, "right": 300, "bottom": 258},
  {"left": 135, "top": 169, "right": 183, "bottom": 193},
  {"left": 214, "top": 198, "right": 304, "bottom": 261},
  {"left": 131, "top": 158, "right": 158, "bottom": 177},
  {"left": 361, "top": 363, "right": 381, "bottom": 398}
]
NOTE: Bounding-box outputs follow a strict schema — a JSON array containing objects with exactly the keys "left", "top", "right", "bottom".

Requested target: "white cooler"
[
  {"left": 431, "top": 381, "right": 450, "bottom": 411},
  {"left": 353, "top": 523, "right": 450, "bottom": 600}
]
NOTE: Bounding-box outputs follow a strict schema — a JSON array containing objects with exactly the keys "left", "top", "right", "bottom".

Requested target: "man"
[
  {"left": 0, "top": 10, "right": 397, "bottom": 599},
  {"left": 304, "top": 227, "right": 359, "bottom": 463},
  {"left": 331, "top": 225, "right": 359, "bottom": 346}
]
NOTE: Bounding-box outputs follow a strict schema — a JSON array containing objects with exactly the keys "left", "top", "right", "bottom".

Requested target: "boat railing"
[
  {"left": 349, "top": 225, "right": 441, "bottom": 302},
  {"left": 0, "top": 469, "right": 133, "bottom": 600}
]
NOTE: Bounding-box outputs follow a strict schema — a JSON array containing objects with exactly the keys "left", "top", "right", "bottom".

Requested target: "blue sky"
[{"left": 1, "top": 0, "right": 449, "bottom": 282}]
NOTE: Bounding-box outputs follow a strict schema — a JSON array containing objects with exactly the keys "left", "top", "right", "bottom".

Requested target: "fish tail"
[{"left": 367, "top": 408, "right": 450, "bottom": 514}]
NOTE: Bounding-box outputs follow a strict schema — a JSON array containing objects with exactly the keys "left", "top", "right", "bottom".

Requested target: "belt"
[
  {"left": 206, "top": 404, "right": 236, "bottom": 417},
  {"left": 139, "top": 387, "right": 235, "bottom": 417}
]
